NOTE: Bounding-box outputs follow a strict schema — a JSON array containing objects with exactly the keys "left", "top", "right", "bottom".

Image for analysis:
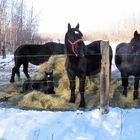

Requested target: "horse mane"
[{"left": 130, "top": 38, "right": 140, "bottom": 48}]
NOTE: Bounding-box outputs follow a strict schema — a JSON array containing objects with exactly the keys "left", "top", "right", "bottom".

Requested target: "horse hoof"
[
  {"left": 69, "top": 99, "right": 75, "bottom": 103},
  {"left": 47, "top": 91, "right": 55, "bottom": 94},
  {"left": 133, "top": 91, "right": 139, "bottom": 100},
  {"left": 78, "top": 107, "right": 85, "bottom": 111},
  {"left": 10, "top": 80, "right": 14, "bottom": 83},
  {"left": 79, "top": 104, "right": 85, "bottom": 108},
  {"left": 69, "top": 95, "right": 76, "bottom": 103},
  {"left": 123, "top": 91, "right": 127, "bottom": 97},
  {"left": 20, "top": 91, "right": 23, "bottom": 93},
  {"left": 52, "top": 91, "right": 55, "bottom": 94},
  {"left": 79, "top": 102, "right": 85, "bottom": 108},
  {"left": 133, "top": 96, "right": 139, "bottom": 100}
]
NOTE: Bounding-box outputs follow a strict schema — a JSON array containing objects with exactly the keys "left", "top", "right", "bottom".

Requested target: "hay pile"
[{"left": 1, "top": 55, "right": 140, "bottom": 110}]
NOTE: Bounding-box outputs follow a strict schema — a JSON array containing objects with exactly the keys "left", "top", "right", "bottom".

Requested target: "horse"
[
  {"left": 21, "top": 71, "right": 55, "bottom": 94},
  {"left": 115, "top": 30, "right": 140, "bottom": 100},
  {"left": 10, "top": 42, "right": 64, "bottom": 83},
  {"left": 65, "top": 23, "right": 113, "bottom": 108}
]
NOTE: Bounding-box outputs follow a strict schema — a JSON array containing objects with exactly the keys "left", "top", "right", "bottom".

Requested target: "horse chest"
[{"left": 66, "top": 57, "right": 87, "bottom": 75}]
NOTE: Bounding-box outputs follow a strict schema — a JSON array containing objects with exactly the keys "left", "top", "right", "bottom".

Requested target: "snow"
[
  {"left": 0, "top": 107, "right": 139, "bottom": 140},
  {"left": 1, "top": 42, "right": 139, "bottom": 140},
  {"left": 0, "top": 55, "right": 13, "bottom": 63}
]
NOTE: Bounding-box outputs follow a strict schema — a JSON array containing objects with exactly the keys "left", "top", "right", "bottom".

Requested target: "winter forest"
[{"left": 0, "top": 0, "right": 40, "bottom": 54}]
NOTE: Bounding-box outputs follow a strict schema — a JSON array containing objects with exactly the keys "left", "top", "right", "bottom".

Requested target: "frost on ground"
[{"left": 0, "top": 107, "right": 139, "bottom": 140}]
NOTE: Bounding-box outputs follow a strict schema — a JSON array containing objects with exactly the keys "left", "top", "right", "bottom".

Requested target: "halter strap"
[{"left": 67, "top": 38, "right": 83, "bottom": 56}]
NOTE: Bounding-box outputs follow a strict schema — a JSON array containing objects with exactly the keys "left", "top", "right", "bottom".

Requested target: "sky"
[{"left": 27, "top": 0, "right": 140, "bottom": 33}]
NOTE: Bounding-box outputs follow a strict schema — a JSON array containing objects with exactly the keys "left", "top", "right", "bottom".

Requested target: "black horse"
[
  {"left": 65, "top": 23, "right": 112, "bottom": 108},
  {"left": 21, "top": 71, "right": 55, "bottom": 94},
  {"left": 10, "top": 42, "right": 64, "bottom": 82},
  {"left": 115, "top": 30, "right": 140, "bottom": 100}
]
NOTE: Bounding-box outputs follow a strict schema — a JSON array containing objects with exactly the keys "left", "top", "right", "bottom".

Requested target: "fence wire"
[{"left": 9, "top": 53, "right": 140, "bottom": 57}]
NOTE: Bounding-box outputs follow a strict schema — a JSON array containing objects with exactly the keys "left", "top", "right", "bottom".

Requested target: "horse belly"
[
  {"left": 119, "top": 62, "right": 133, "bottom": 74},
  {"left": 86, "top": 61, "right": 101, "bottom": 76},
  {"left": 115, "top": 54, "right": 136, "bottom": 75},
  {"left": 29, "top": 56, "right": 49, "bottom": 65}
]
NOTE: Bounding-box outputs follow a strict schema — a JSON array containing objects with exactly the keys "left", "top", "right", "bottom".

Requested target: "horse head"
[
  {"left": 65, "top": 23, "right": 86, "bottom": 57},
  {"left": 130, "top": 30, "right": 140, "bottom": 48}
]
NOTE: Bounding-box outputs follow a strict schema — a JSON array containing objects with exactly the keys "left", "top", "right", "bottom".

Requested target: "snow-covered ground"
[
  {"left": 0, "top": 55, "right": 39, "bottom": 87},
  {"left": 1, "top": 42, "right": 139, "bottom": 140},
  {"left": 0, "top": 106, "right": 139, "bottom": 140},
  {"left": 0, "top": 55, "right": 14, "bottom": 87}
]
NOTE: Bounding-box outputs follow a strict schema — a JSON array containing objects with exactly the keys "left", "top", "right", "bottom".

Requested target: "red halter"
[{"left": 67, "top": 38, "right": 83, "bottom": 56}]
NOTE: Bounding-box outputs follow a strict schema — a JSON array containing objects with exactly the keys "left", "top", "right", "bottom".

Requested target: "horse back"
[
  {"left": 86, "top": 40, "right": 112, "bottom": 75},
  {"left": 115, "top": 42, "right": 129, "bottom": 53},
  {"left": 115, "top": 42, "right": 132, "bottom": 60},
  {"left": 14, "top": 44, "right": 51, "bottom": 65}
]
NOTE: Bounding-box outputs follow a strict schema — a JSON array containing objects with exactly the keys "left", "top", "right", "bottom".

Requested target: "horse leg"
[
  {"left": 133, "top": 76, "right": 139, "bottom": 100},
  {"left": 68, "top": 74, "right": 76, "bottom": 103},
  {"left": 79, "top": 77, "right": 86, "bottom": 108},
  {"left": 23, "top": 62, "right": 30, "bottom": 79},
  {"left": 121, "top": 74, "right": 128, "bottom": 97},
  {"left": 16, "top": 68, "right": 20, "bottom": 81},
  {"left": 10, "top": 66, "right": 16, "bottom": 83},
  {"left": 10, "top": 64, "right": 21, "bottom": 83}
]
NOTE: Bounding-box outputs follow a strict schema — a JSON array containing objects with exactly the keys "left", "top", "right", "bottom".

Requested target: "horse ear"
[
  {"left": 68, "top": 23, "right": 71, "bottom": 30},
  {"left": 75, "top": 23, "right": 79, "bottom": 30},
  {"left": 134, "top": 30, "right": 138, "bottom": 38}
]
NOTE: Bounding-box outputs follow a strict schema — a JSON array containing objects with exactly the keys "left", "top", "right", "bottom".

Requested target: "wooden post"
[{"left": 100, "top": 41, "right": 110, "bottom": 114}]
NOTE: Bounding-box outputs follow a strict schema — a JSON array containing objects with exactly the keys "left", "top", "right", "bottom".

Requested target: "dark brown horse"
[
  {"left": 65, "top": 23, "right": 112, "bottom": 108},
  {"left": 10, "top": 42, "right": 64, "bottom": 82},
  {"left": 115, "top": 30, "right": 140, "bottom": 100}
]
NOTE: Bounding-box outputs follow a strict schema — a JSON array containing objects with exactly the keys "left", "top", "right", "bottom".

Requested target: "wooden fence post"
[{"left": 100, "top": 40, "right": 110, "bottom": 114}]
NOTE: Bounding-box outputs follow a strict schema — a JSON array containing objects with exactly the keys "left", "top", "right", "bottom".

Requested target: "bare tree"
[
  {"left": 0, "top": 0, "right": 39, "bottom": 53},
  {"left": 0, "top": 0, "right": 9, "bottom": 54}
]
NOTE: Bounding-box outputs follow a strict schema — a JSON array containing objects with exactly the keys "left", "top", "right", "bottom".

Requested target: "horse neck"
[
  {"left": 65, "top": 41, "right": 72, "bottom": 55},
  {"left": 66, "top": 51, "right": 86, "bottom": 65}
]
